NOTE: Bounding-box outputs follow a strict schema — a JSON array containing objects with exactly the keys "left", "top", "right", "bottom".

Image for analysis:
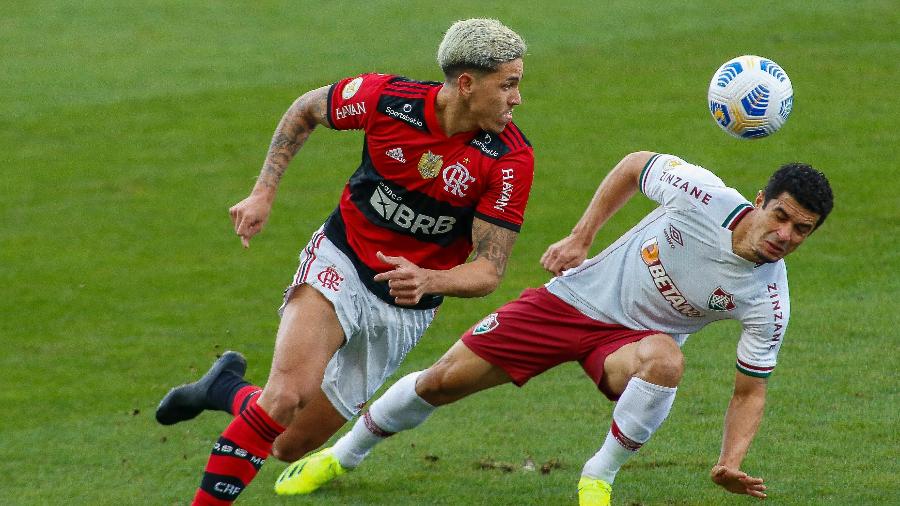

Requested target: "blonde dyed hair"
[{"left": 437, "top": 19, "right": 526, "bottom": 78}]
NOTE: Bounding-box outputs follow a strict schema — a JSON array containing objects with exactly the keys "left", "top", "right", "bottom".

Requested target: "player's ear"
[
  {"left": 754, "top": 190, "right": 765, "bottom": 207},
  {"left": 457, "top": 72, "right": 475, "bottom": 96}
]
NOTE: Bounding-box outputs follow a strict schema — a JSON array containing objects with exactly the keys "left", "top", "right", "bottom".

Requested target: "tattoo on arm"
[
  {"left": 471, "top": 219, "right": 519, "bottom": 277},
  {"left": 257, "top": 86, "right": 330, "bottom": 190}
]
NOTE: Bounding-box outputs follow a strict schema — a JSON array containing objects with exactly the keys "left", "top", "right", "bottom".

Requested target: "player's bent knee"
[
  {"left": 649, "top": 352, "right": 684, "bottom": 386},
  {"left": 636, "top": 335, "right": 684, "bottom": 387},
  {"left": 258, "top": 385, "right": 319, "bottom": 424}
]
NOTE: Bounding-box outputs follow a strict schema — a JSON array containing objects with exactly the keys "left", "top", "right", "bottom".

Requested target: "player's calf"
[
  {"left": 275, "top": 371, "right": 436, "bottom": 495},
  {"left": 195, "top": 397, "right": 285, "bottom": 505},
  {"left": 582, "top": 376, "right": 678, "bottom": 484},
  {"left": 415, "top": 340, "right": 513, "bottom": 406}
]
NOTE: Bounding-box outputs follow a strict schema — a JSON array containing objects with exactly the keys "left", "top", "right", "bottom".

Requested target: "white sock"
[
  {"left": 581, "top": 377, "right": 676, "bottom": 483},
  {"left": 332, "top": 371, "right": 435, "bottom": 468}
]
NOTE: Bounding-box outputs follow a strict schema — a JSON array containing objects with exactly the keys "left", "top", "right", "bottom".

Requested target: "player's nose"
[
  {"left": 509, "top": 88, "right": 522, "bottom": 106},
  {"left": 776, "top": 223, "right": 792, "bottom": 242}
]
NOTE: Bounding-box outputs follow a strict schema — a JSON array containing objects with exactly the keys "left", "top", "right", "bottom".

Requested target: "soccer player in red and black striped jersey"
[{"left": 154, "top": 19, "right": 534, "bottom": 505}]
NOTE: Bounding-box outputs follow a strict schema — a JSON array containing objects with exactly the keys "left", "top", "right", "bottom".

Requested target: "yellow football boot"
[
  {"left": 577, "top": 476, "right": 612, "bottom": 506},
  {"left": 274, "top": 447, "right": 347, "bottom": 495}
]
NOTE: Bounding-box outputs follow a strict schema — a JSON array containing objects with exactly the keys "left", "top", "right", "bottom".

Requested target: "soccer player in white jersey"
[{"left": 274, "top": 151, "right": 833, "bottom": 505}]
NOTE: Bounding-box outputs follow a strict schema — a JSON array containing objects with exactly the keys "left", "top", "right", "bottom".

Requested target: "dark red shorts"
[{"left": 461, "top": 287, "right": 660, "bottom": 400}]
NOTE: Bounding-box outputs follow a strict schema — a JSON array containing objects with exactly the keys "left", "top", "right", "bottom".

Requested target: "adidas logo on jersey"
[{"left": 386, "top": 147, "right": 406, "bottom": 163}]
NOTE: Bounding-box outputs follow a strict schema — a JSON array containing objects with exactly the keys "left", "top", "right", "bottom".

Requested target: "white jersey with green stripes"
[{"left": 545, "top": 153, "right": 788, "bottom": 378}]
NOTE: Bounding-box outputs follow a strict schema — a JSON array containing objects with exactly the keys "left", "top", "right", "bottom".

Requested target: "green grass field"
[{"left": 3, "top": 1, "right": 897, "bottom": 504}]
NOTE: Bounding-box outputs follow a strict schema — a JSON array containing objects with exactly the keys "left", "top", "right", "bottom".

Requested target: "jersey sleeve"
[
  {"left": 639, "top": 153, "right": 753, "bottom": 229},
  {"left": 735, "top": 270, "right": 790, "bottom": 378},
  {"left": 473, "top": 148, "right": 535, "bottom": 232},
  {"left": 327, "top": 73, "right": 394, "bottom": 131}
]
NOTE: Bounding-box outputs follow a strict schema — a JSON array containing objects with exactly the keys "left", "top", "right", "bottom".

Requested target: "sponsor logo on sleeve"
[
  {"left": 342, "top": 77, "right": 363, "bottom": 100},
  {"left": 335, "top": 102, "right": 366, "bottom": 120},
  {"left": 493, "top": 168, "right": 515, "bottom": 212},
  {"left": 657, "top": 171, "right": 713, "bottom": 205},
  {"left": 664, "top": 158, "right": 683, "bottom": 170},
  {"left": 767, "top": 282, "right": 785, "bottom": 346}
]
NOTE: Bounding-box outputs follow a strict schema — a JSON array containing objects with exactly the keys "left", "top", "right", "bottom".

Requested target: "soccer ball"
[{"left": 707, "top": 55, "right": 793, "bottom": 139}]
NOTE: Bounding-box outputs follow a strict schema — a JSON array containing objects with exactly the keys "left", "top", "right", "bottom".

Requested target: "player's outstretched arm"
[
  {"left": 711, "top": 371, "right": 769, "bottom": 499},
  {"left": 374, "top": 218, "right": 517, "bottom": 305},
  {"left": 540, "top": 151, "right": 653, "bottom": 275},
  {"left": 229, "top": 85, "right": 331, "bottom": 248}
]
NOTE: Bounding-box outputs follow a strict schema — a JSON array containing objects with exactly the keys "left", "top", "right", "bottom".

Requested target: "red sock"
[
  {"left": 230, "top": 385, "right": 263, "bottom": 415},
  {"left": 192, "top": 397, "right": 285, "bottom": 505}
]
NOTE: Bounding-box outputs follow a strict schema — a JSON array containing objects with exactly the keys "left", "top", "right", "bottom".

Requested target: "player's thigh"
[
  {"left": 600, "top": 333, "right": 679, "bottom": 396},
  {"left": 417, "top": 340, "right": 512, "bottom": 406},
  {"left": 271, "top": 387, "right": 348, "bottom": 462},
  {"left": 260, "top": 285, "right": 346, "bottom": 411}
]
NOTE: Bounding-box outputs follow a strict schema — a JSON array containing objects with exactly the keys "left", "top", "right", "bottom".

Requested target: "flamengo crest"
[
  {"left": 442, "top": 162, "right": 476, "bottom": 197},
  {"left": 708, "top": 286, "right": 736, "bottom": 311},
  {"left": 317, "top": 266, "right": 344, "bottom": 292}
]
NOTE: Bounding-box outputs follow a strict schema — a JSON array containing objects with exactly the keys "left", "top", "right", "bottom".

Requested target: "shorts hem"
[
  {"left": 281, "top": 281, "right": 357, "bottom": 346},
  {"left": 321, "top": 384, "right": 356, "bottom": 421},
  {"left": 461, "top": 334, "right": 530, "bottom": 387}
]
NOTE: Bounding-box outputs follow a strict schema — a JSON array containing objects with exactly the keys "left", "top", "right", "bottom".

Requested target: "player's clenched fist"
[{"left": 540, "top": 234, "right": 590, "bottom": 276}]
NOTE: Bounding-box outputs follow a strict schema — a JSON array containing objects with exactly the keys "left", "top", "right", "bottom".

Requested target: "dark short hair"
[{"left": 763, "top": 163, "right": 833, "bottom": 229}]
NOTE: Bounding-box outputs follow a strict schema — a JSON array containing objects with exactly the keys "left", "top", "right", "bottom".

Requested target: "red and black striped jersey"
[{"left": 323, "top": 73, "right": 535, "bottom": 309}]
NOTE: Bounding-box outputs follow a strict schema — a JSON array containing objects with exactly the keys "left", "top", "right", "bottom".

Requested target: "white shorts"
[{"left": 280, "top": 228, "right": 437, "bottom": 420}]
